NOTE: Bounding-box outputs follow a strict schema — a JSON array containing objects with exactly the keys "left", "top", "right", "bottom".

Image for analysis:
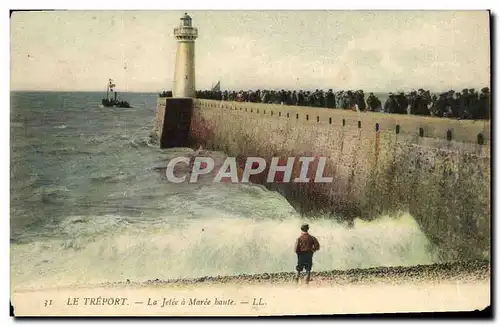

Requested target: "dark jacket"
[{"left": 295, "top": 232, "right": 320, "bottom": 254}]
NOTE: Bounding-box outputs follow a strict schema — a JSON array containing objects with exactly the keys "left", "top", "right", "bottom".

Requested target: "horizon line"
[
  {"left": 10, "top": 89, "right": 160, "bottom": 93},
  {"left": 10, "top": 86, "right": 491, "bottom": 94}
]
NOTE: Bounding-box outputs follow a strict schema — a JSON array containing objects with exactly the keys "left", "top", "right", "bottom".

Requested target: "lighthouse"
[{"left": 173, "top": 12, "right": 198, "bottom": 98}]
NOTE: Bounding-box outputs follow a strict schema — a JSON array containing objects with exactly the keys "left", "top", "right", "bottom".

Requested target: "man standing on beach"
[{"left": 294, "top": 224, "right": 320, "bottom": 284}]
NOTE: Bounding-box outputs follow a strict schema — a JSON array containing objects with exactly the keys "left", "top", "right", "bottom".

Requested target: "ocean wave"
[
  {"left": 127, "top": 137, "right": 157, "bottom": 148},
  {"left": 44, "top": 146, "right": 76, "bottom": 155},
  {"left": 84, "top": 135, "right": 116, "bottom": 146},
  {"left": 24, "top": 185, "right": 73, "bottom": 205},
  {"left": 42, "top": 145, "right": 104, "bottom": 156},
  {"left": 56, "top": 214, "right": 126, "bottom": 238},
  {"left": 10, "top": 174, "right": 40, "bottom": 193},
  {"left": 10, "top": 212, "right": 439, "bottom": 291},
  {"left": 89, "top": 172, "right": 135, "bottom": 184}
]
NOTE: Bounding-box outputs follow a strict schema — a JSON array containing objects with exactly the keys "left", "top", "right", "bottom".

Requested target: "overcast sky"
[{"left": 10, "top": 10, "right": 490, "bottom": 92}]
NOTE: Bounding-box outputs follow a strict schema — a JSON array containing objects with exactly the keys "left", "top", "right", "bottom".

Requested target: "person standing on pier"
[{"left": 294, "top": 224, "right": 320, "bottom": 284}]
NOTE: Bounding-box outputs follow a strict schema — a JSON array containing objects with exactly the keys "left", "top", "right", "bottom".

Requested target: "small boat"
[{"left": 101, "top": 79, "right": 132, "bottom": 108}]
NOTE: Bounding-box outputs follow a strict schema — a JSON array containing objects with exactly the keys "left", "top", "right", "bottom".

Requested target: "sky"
[{"left": 10, "top": 10, "right": 491, "bottom": 92}]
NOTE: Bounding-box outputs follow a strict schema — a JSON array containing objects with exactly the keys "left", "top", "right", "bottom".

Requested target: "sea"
[{"left": 10, "top": 91, "right": 436, "bottom": 291}]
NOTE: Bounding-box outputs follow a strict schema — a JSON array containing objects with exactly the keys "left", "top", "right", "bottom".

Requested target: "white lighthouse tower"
[{"left": 173, "top": 12, "right": 198, "bottom": 98}]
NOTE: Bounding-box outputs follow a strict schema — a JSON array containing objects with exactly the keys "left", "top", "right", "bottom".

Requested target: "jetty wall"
[{"left": 154, "top": 98, "right": 491, "bottom": 262}]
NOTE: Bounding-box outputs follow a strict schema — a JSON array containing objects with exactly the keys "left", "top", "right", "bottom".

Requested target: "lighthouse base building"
[{"left": 154, "top": 13, "right": 198, "bottom": 148}]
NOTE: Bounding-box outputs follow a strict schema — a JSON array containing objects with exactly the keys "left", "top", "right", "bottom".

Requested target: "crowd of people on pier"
[{"left": 159, "top": 87, "right": 491, "bottom": 120}]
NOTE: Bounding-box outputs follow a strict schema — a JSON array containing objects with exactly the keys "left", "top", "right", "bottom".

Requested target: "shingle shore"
[{"left": 103, "top": 259, "right": 490, "bottom": 288}]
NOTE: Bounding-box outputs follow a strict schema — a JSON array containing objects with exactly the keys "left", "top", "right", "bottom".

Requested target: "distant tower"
[{"left": 173, "top": 12, "right": 198, "bottom": 98}]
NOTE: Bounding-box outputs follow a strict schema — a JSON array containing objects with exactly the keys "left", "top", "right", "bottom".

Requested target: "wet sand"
[{"left": 11, "top": 260, "right": 490, "bottom": 316}]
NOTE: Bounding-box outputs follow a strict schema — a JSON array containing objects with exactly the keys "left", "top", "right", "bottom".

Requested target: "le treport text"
[{"left": 65, "top": 296, "right": 266, "bottom": 307}]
